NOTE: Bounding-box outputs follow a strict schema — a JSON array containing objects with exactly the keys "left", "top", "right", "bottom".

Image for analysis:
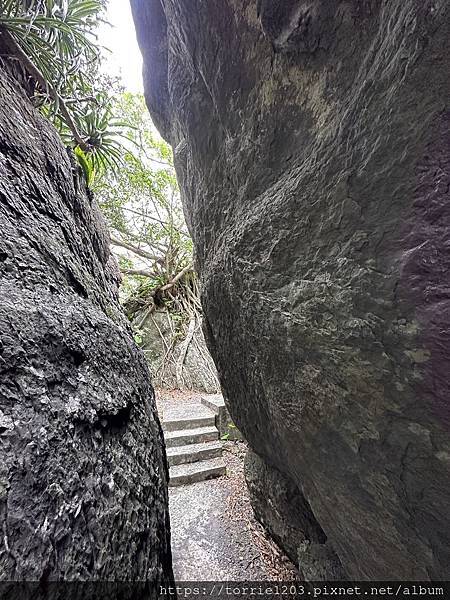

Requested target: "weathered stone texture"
[
  {"left": 135, "top": 311, "right": 220, "bottom": 392},
  {"left": 244, "top": 450, "right": 325, "bottom": 563},
  {"left": 0, "top": 61, "right": 173, "bottom": 585},
  {"left": 132, "top": 0, "right": 450, "bottom": 579}
]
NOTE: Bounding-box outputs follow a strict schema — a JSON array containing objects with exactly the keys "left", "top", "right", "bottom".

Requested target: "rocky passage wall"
[
  {"left": 132, "top": 0, "right": 450, "bottom": 579},
  {"left": 0, "top": 62, "right": 173, "bottom": 584}
]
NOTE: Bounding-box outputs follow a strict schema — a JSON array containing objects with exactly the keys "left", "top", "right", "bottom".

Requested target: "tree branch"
[
  {"left": 158, "top": 264, "right": 194, "bottom": 293},
  {"left": 110, "top": 236, "right": 164, "bottom": 263},
  {"left": 120, "top": 207, "right": 190, "bottom": 237},
  {"left": 120, "top": 268, "right": 158, "bottom": 278}
]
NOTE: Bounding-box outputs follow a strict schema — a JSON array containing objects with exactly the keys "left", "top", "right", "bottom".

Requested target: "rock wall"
[
  {"left": 244, "top": 450, "right": 344, "bottom": 580},
  {"left": 132, "top": 0, "right": 450, "bottom": 580},
  {"left": 0, "top": 60, "right": 173, "bottom": 585}
]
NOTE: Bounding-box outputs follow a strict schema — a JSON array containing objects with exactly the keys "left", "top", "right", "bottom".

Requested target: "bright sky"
[{"left": 98, "top": 1, "right": 144, "bottom": 93}]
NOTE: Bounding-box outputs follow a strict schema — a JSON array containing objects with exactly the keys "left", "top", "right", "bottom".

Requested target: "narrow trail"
[{"left": 157, "top": 390, "right": 299, "bottom": 581}]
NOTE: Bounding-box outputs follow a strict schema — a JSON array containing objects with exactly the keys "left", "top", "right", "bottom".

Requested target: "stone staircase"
[{"left": 162, "top": 402, "right": 226, "bottom": 486}]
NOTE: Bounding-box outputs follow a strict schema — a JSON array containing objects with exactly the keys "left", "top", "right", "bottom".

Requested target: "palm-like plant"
[{"left": 0, "top": 0, "right": 128, "bottom": 182}]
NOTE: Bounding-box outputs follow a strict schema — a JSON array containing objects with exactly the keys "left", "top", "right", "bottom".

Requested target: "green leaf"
[{"left": 74, "top": 145, "right": 94, "bottom": 186}]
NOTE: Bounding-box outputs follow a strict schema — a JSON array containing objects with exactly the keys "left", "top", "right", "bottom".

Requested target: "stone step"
[
  {"left": 162, "top": 403, "right": 215, "bottom": 432},
  {"left": 166, "top": 440, "right": 223, "bottom": 466},
  {"left": 201, "top": 394, "right": 225, "bottom": 415},
  {"left": 169, "top": 458, "right": 226, "bottom": 487},
  {"left": 165, "top": 426, "right": 218, "bottom": 448}
]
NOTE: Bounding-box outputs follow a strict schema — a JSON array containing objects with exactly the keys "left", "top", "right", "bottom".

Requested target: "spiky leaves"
[{"left": 0, "top": 0, "right": 128, "bottom": 181}]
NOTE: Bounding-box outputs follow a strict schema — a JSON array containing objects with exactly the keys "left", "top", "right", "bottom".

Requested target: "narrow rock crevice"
[{"left": 132, "top": 0, "right": 450, "bottom": 580}]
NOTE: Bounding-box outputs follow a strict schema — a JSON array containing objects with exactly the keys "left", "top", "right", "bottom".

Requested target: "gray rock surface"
[
  {"left": 244, "top": 450, "right": 335, "bottom": 571},
  {"left": 0, "top": 59, "right": 173, "bottom": 585},
  {"left": 132, "top": 0, "right": 450, "bottom": 580},
  {"left": 297, "top": 541, "right": 346, "bottom": 583},
  {"left": 136, "top": 310, "right": 220, "bottom": 393}
]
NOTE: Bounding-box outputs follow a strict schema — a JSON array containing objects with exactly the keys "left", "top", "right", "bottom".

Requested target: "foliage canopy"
[
  {"left": 96, "top": 93, "right": 195, "bottom": 314},
  {"left": 0, "top": 0, "right": 128, "bottom": 179},
  {"left": 0, "top": 0, "right": 197, "bottom": 332}
]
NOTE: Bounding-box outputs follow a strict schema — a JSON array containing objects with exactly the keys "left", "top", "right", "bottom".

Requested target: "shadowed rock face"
[
  {"left": 0, "top": 61, "right": 173, "bottom": 585},
  {"left": 132, "top": 0, "right": 450, "bottom": 579}
]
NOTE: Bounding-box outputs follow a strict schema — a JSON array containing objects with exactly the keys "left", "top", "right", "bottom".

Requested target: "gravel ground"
[
  {"left": 221, "top": 443, "right": 299, "bottom": 580},
  {"left": 157, "top": 389, "right": 299, "bottom": 580}
]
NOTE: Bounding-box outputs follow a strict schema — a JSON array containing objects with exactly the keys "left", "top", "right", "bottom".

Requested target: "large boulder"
[
  {"left": 132, "top": 0, "right": 450, "bottom": 580},
  {"left": 0, "top": 59, "right": 173, "bottom": 585}
]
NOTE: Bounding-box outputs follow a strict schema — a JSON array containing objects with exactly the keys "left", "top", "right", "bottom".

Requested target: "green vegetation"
[
  {"left": 96, "top": 92, "right": 197, "bottom": 320},
  {"left": 0, "top": 0, "right": 127, "bottom": 180},
  {"left": 0, "top": 0, "right": 197, "bottom": 333}
]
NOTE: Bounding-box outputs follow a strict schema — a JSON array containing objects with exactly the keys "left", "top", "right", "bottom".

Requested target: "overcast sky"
[{"left": 98, "top": 2, "right": 144, "bottom": 93}]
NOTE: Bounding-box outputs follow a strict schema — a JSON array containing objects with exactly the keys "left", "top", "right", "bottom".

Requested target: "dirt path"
[
  {"left": 169, "top": 441, "right": 299, "bottom": 580},
  {"left": 156, "top": 389, "right": 299, "bottom": 580}
]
